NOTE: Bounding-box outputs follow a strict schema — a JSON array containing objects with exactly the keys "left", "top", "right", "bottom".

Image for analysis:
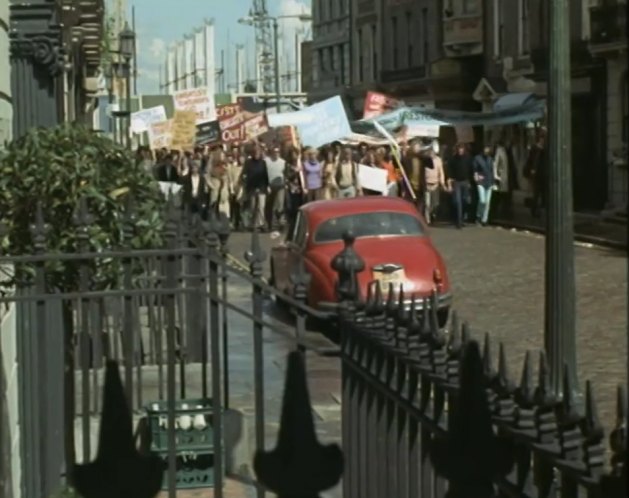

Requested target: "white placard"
[
  {"left": 405, "top": 122, "right": 441, "bottom": 138},
  {"left": 158, "top": 182, "right": 182, "bottom": 196},
  {"left": 358, "top": 164, "right": 388, "bottom": 194},
  {"left": 173, "top": 87, "right": 216, "bottom": 124},
  {"left": 131, "top": 106, "right": 167, "bottom": 134}
]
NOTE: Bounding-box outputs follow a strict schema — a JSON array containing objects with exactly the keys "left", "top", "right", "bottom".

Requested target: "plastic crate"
[
  {"left": 145, "top": 398, "right": 214, "bottom": 451},
  {"left": 158, "top": 449, "right": 217, "bottom": 490}
]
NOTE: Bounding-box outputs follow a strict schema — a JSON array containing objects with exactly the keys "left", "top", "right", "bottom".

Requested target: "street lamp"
[
  {"left": 239, "top": 13, "right": 312, "bottom": 112},
  {"left": 103, "top": 64, "right": 115, "bottom": 141},
  {"left": 119, "top": 22, "right": 135, "bottom": 150}
]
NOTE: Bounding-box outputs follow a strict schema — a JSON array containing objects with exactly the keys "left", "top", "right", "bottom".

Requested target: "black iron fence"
[
  {"left": 333, "top": 233, "right": 628, "bottom": 498},
  {"left": 0, "top": 197, "right": 626, "bottom": 498}
]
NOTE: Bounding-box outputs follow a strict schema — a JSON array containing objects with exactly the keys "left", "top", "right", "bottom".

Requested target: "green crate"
[
  {"left": 145, "top": 398, "right": 214, "bottom": 451},
  {"left": 158, "top": 449, "right": 217, "bottom": 490}
]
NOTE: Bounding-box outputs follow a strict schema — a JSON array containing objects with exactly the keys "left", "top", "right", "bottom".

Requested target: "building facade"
[
  {"left": 0, "top": 0, "right": 11, "bottom": 146},
  {"left": 309, "top": 0, "right": 351, "bottom": 105},
  {"left": 9, "top": 0, "right": 104, "bottom": 139},
  {"left": 588, "top": 0, "right": 627, "bottom": 210}
]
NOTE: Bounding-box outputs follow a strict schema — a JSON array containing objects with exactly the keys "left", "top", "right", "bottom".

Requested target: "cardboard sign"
[
  {"left": 131, "top": 105, "right": 167, "bottom": 134},
  {"left": 173, "top": 87, "right": 216, "bottom": 124},
  {"left": 404, "top": 122, "right": 441, "bottom": 139},
  {"left": 195, "top": 120, "right": 221, "bottom": 146},
  {"left": 221, "top": 112, "right": 269, "bottom": 144},
  {"left": 363, "top": 91, "right": 403, "bottom": 119},
  {"left": 295, "top": 96, "right": 352, "bottom": 148},
  {"left": 148, "top": 119, "right": 173, "bottom": 149},
  {"left": 216, "top": 103, "right": 241, "bottom": 121},
  {"left": 358, "top": 164, "right": 388, "bottom": 193},
  {"left": 171, "top": 110, "right": 197, "bottom": 151}
]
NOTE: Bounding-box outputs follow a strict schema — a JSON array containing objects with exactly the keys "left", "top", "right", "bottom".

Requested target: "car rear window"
[{"left": 313, "top": 212, "right": 424, "bottom": 243}]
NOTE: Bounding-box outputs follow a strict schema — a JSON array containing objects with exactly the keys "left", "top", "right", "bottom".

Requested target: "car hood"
[{"left": 307, "top": 236, "right": 449, "bottom": 297}]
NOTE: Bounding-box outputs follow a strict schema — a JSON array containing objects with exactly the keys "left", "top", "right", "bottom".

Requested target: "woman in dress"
[{"left": 302, "top": 147, "right": 323, "bottom": 202}]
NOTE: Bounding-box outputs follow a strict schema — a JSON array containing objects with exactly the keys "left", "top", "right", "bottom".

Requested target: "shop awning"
[{"left": 493, "top": 92, "right": 538, "bottom": 111}]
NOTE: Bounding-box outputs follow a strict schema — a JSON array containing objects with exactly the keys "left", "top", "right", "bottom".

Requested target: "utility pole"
[
  {"left": 545, "top": 0, "right": 578, "bottom": 399},
  {"left": 273, "top": 19, "right": 281, "bottom": 112}
]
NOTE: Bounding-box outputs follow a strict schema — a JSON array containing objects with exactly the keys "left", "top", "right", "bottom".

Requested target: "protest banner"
[
  {"left": 148, "top": 119, "right": 173, "bottom": 149},
  {"left": 363, "top": 91, "right": 403, "bottom": 119},
  {"left": 404, "top": 122, "right": 441, "bottom": 139},
  {"left": 195, "top": 120, "right": 221, "bottom": 146},
  {"left": 173, "top": 87, "right": 216, "bottom": 123},
  {"left": 170, "top": 110, "right": 197, "bottom": 151},
  {"left": 243, "top": 113, "right": 269, "bottom": 141},
  {"left": 130, "top": 105, "right": 167, "bottom": 134},
  {"left": 294, "top": 96, "right": 352, "bottom": 148},
  {"left": 358, "top": 164, "right": 388, "bottom": 194}
]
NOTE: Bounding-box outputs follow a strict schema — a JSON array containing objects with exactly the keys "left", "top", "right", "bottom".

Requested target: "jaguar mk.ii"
[{"left": 270, "top": 197, "right": 452, "bottom": 327}]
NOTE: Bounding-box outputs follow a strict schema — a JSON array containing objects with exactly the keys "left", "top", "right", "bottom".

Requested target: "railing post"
[
  {"left": 216, "top": 212, "right": 231, "bottom": 410},
  {"left": 245, "top": 229, "right": 267, "bottom": 498},
  {"left": 290, "top": 256, "right": 311, "bottom": 354},
  {"left": 330, "top": 230, "right": 365, "bottom": 498}
]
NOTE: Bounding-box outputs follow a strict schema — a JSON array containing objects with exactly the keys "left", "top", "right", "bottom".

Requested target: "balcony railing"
[{"left": 442, "top": 14, "right": 483, "bottom": 57}]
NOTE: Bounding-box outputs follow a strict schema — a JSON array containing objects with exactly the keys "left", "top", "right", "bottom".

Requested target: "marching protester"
[
  {"left": 284, "top": 146, "right": 306, "bottom": 235},
  {"left": 265, "top": 145, "right": 287, "bottom": 230},
  {"left": 154, "top": 152, "right": 179, "bottom": 183},
  {"left": 302, "top": 147, "right": 323, "bottom": 202},
  {"left": 473, "top": 145, "right": 495, "bottom": 226},
  {"left": 226, "top": 150, "right": 243, "bottom": 230},
  {"left": 241, "top": 144, "right": 270, "bottom": 231},
  {"left": 207, "top": 158, "right": 232, "bottom": 219},
  {"left": 447, "top": 143, "right": 474, "bottom": 229},
  {"left": 336, "top": 146, "right": 361, "bottom": 198},
  {"left": 424, "top": 140, "right": 446, "bottom": 224},
  {"left": 181, "top": 158, "right": 210, "bottom": 219},
  {"left": 321, "top": 147, "right": 339, "bottom": 200}
]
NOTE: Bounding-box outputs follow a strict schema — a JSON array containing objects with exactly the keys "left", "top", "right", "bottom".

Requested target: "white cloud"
[{"left": 148, "top": 38, "right": 167, "bottom": 58}]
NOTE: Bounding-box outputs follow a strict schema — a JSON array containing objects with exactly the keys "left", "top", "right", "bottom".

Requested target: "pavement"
[{"left": 489, "top": 193, "right": 628, "bottom": 249}]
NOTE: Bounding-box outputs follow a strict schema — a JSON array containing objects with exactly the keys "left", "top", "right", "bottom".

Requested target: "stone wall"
[{"left": 0, "top": 0, "right": 12, "bottom": 146}]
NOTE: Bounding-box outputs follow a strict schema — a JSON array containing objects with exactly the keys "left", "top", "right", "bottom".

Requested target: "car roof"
[{"left": 301, "top": 197, "right": 420, "bottom": 228}]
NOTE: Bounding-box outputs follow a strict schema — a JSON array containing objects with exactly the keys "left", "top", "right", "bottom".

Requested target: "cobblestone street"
[{"left": 228, "top": 223, "right": 627, "bottom": 434}]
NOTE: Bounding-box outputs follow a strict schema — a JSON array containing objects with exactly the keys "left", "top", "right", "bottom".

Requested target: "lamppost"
[
  {"left": 238, "top": 13, "right": 312, "bottom": 112},
  {"left": 118, "top": 22, "right": 136, "bottom": 150},
  {"left": 546, "top": 0, "right": 578, "bottom": 400}
]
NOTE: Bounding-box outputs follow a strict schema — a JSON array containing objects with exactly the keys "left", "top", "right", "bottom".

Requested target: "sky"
[{"left": 120, "top": 0, "right": 312, "bottom": 94}]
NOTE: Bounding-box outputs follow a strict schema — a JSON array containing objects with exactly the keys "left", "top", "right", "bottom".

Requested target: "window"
[
  {"left": 313, "top": 212, "right": 424, "bottom": 244},
  {"left": 318, "top": 48, "right": 325, "bottom": 73},
  {"left": 357, "top": 28, "right": 363, "bottom": 82},
  {"left": 328, "top": 0, "right": 333, "bottom": 19},
  {"left": 493, "top": 0, "right": 503, "bottom": 57},
  {"left": 518, "top": 0, "right": 530, "bottom": 55},
  {"left": 421, "top": 8, "right": 429, "bottom": 64},
  {"left": 328, "top": 46, "right": 335, "bottom": 71},
  {"left": 392, "top": 16, "right": 398, "bottom": 69},
  {"left": 462, "top": 0, "right": 479, "bottom": 15},
  {"left": 340, "top": 44, "right": 346, "bottom": 85},
  {"left": 406, "top": 12, "right": 413, "bottom": 67},
  {"left": 372, "top": 24, "right": 378, "bottom": 80}
]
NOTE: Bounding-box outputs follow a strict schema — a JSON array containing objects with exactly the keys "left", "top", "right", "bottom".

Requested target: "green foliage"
[{"left": 0, "top": 124, "right": 163, "bottom": 292}]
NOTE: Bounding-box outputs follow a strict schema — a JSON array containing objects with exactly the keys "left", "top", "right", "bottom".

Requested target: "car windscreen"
[{"left": 313, "top": 212, "right": 424, "bottom": 243}]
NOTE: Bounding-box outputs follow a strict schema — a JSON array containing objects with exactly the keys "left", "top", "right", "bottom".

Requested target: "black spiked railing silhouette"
[
  {"left": 72, "top": 362, "right": 163, "bottom": 498},
  {"left": 254, "top": 351, "right": 344, "bottom": 498}
]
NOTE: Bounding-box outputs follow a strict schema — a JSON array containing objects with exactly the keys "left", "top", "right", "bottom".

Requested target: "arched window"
[{"left": 622, "top": 70, "right": 628, "bottom": 145}]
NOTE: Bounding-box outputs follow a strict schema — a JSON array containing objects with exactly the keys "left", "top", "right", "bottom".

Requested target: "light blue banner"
[
  {"left": 351, "top": 100, "right": 546, "bottom": 134},
  {"left": 297, "top": 96, "right": 352, "bottom": 148}
]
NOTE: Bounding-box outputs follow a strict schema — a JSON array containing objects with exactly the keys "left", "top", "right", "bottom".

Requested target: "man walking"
[
  {"left": 446, "top": 143, "right": 474, "bottom": 229},
  {"left": 424, "top": 140, "right": 445, "bottom": 224},
  {"left": 265, "top": 146, "right": 287, "bottom": 230},
  {"left": 241, "top": 144, "right": 270, "bottom": 231}
]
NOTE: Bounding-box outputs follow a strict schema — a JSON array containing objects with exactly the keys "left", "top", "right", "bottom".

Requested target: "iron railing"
[
  {"left": 332, "top": 231, "right": 627, "bottom": 498},
  {"left": 0, "top": 197, "right": 626, "bottom": 498}
]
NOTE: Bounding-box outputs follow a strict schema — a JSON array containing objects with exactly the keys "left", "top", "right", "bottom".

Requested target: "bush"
[{"left": 0, "top": 124, "right": 163, "bottom": 291}]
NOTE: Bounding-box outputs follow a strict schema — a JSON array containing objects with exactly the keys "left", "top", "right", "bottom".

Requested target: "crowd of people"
[{"left": 136, "top": 134, "right": 544, "bottom": 233}]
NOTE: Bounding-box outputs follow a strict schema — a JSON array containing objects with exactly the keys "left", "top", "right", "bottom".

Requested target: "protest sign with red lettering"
[{"left": 363, "top": 91, "right": 403, "bottom": 119}]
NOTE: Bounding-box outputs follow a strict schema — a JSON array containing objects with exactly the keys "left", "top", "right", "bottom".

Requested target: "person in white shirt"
[{"left": 265, "top": 146, "right": 287, "bottom": 229}]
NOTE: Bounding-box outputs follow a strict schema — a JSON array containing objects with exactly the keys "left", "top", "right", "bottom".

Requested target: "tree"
[
  {"left": 0, "top": 124, "right": 163, "bottom": 290},
  {"left": 0, "top": 124, "right": 164, "bottom": 478}
]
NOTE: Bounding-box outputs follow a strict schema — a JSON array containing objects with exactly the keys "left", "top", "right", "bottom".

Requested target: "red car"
[{"left": 270, "top": 196, "right": 452, "bottom": 325}]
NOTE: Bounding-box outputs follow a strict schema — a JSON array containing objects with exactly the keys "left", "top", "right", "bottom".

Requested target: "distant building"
[
  {"left": 309, "top": 0, "right": 351, "bottom": 104},
  {"left": 301, "top": 41, "right": 313, "bottom": 95},
  {"left": 0, "top": 0, "right": 11, "bottom": 146}
]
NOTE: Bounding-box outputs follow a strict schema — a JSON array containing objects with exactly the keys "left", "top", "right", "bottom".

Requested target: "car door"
[{"left": 270, "top": 210, "right": 308, "bottom": 294}]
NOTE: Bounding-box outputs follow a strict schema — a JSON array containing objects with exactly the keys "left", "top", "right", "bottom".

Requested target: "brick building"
[
  {"left": 307, "top": 0, "right": 627, "bottom": 212},
  {"left": 0, "top": 0, "right": 11, "bottom": 146}
]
